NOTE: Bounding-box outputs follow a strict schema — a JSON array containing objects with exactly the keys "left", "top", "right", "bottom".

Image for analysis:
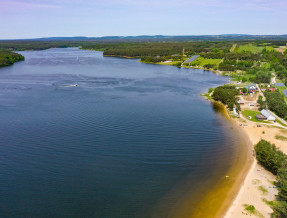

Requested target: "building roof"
[
  {"left": 261, "top": 109, "right": 272, "bottom": 118},
  {"left": 275, "top": 83, "right": 286, "bottom": 87},
  {"left": 186, "top": 55, "right": 200, "bottom": 63},
  {"left": 244, "top": 83, "right": 257, "bottom": 90},
  {"left": 256, "top": 114, "right": 266, "bottom": 119}
]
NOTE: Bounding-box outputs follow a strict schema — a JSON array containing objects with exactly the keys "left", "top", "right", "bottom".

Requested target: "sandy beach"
[{"left": 224, "top": 115, "right": 287, "bottom": 217}]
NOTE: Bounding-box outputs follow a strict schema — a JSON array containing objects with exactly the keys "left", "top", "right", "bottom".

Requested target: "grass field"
[
  {"left": 157, "top": 61, "right": 181, "bottom": 66},
  {"left": 275, "top": 84, "right": 287, "bottom": 103},
  {"left": 264, "top": 46, "right": 275, "bottom": 52},
  {"left": 190, "top": 57, "right": 222, "bottom": 67},
  {"left": 236, "top": 44, "right": 262, "bottom": 53}
]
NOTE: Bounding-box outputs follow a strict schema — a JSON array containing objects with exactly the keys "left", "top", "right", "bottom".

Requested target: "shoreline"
[
  {"left": 224, "top": 159, "right": 257, "bottom": 217},
  {"left": 150, "top": 102, "right": 254, "bottom": 218},
  {"left": 190, "top": 102, "right": 254, "bottom": 218}
]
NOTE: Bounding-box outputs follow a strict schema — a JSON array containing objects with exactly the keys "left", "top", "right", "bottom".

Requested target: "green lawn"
[
  {"left": 242, "top": 110, "right": 260, "bottom": 122},
  {"left": 190, "top": 57, "right": 222, "bottom": 67},
  {"left": 236, "top": 44, "right": 262, "bottom": 53},
  {"left": 241, "top": 110, "right": 271, "bottom": 123}
]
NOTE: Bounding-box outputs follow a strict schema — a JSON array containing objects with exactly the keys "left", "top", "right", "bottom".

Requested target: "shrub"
[{"left": 254, "top": 140, "right": 287, "bottom": 217}]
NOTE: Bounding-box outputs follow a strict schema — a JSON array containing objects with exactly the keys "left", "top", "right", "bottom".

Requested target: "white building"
[
  {"left": 233, "top": 108, "right": 238, "bottom": 117},
  {"left": 261, "top": 109, "right": 276, "bottom": 121}
]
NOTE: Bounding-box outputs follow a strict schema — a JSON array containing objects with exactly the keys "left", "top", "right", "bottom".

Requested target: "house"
[
  {"left": 256, "top": 114, "right": 267, "bottom": 120},
  {"left": 244, "top": 83, "right": 257, "bottom": 93},
  {"left": 260, "top": 109, "right": 276, "bottom": 121},
  {"left": 268, "top": 88, "right": 276, "bottom": 92},
  {"left": 233, "top": 108, "right": 238, "bottom": 117},
  {"left": 237, "top": 100, "right": 244, "bottom": 105}
]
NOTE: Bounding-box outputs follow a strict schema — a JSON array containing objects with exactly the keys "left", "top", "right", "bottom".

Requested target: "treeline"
[
  {"left": 1, "top": 40, "right": 287, "bottom": 79},
  {"left": 141, "top": 56, "right": 165, "bottom": 63},
  {"left": 265, "top": 91, "right": 287, "bottom": 119},
  {"left": 212, "top": 85, "right": 240, "bottom": 111},
  {"left": 0, "top": 50, "right": 24, "bottom": 67},
  {"left": 0, "top": 41, "right": 91, "bottom": 51},
  {"left": 251, "top": 71, "right": 272, "bottom": 83},
  {"left": 218, "top": 60, "right": 254, "bottom": 71},
  {"left": 255, "top": 140, "right": 287, "bottom": 217},
  {"left": 100, "top": 41, "right": 234, "bottom": 57}
]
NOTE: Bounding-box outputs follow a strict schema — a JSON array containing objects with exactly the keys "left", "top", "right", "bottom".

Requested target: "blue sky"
[{"left": 0, "top": 0, "right": 286, "bottom": 39}]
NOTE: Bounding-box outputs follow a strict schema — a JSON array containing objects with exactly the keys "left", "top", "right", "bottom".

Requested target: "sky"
[{"left": 0, "top": 0, "right": 286, "bottom": 39}]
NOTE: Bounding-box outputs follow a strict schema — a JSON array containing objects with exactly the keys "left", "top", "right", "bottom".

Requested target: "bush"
[
  {"left": 255, "top": 140, "right": 286, "bottom": 174},
  {"left": 254, "top": 140, "right": 287, "bottom": 217},
  {"left": 204, "top": 63, "right": 215, "bottom": 69},
  {"left": 242, "top": 77, "right": 248, "bottom": 82}
]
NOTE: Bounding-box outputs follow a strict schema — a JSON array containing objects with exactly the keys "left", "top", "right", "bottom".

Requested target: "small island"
[{"left": 0, "top": 50, "right": 25, "bottom": 67}]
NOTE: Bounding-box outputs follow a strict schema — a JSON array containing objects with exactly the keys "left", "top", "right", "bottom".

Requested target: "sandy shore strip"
[
  {"left": 224, "top": 116, "right": 287, "bottom": 217},
  {"left": 225, "top": 161, "right": 277, "bottom": 217}
]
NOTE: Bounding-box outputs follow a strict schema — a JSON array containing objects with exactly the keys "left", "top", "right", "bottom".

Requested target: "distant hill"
[{"left": 2, "top": 34, "right": 287, "bottom": 42}]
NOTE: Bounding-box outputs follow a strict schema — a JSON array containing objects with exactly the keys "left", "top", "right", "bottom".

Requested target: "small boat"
[{"left": 53, "top": 84, "right": 78, "bottom": 87}]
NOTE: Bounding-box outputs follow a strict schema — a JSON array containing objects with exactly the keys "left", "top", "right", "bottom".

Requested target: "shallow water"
[{"left": 0, "top": 48, "right": 242, "bottom": 217}]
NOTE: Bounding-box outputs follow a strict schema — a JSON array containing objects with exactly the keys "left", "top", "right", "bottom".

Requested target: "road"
[
  {"left": 266, "top": 109, "right": 287, "bottom": 126},
  {"left": 271, "top": 73, "right": 276, "bottom": 85},
  {"left": 256, "top": 84, "right": 266, "bottom": 101}
]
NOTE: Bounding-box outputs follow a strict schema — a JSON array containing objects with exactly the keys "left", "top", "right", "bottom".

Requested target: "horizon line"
[{"left": 1, "top": 34, "right": 287, "bottom": 41}]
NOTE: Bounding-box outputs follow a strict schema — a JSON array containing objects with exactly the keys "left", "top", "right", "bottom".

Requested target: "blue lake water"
[{"left": 0, "top": 48, "right": 242, "bottom": 217}]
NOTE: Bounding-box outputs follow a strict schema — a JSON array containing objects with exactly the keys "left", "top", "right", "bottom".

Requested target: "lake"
[{"left": 0, "top": 48, "right": 246, "bottom": 217}]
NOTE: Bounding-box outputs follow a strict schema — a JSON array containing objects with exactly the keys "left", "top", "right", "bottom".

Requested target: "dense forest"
[
  {"left": 255, "top": 140, "right": 287, "bottom": 217},
  {"left": 0, "top": 50, "right": 24, "bottom": 67},
  {"left": 265, "top": 91, "right": 287, "bottom": 119},
  {"left": 212, "top": 85, "right": 240, "bottom": 111}
]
